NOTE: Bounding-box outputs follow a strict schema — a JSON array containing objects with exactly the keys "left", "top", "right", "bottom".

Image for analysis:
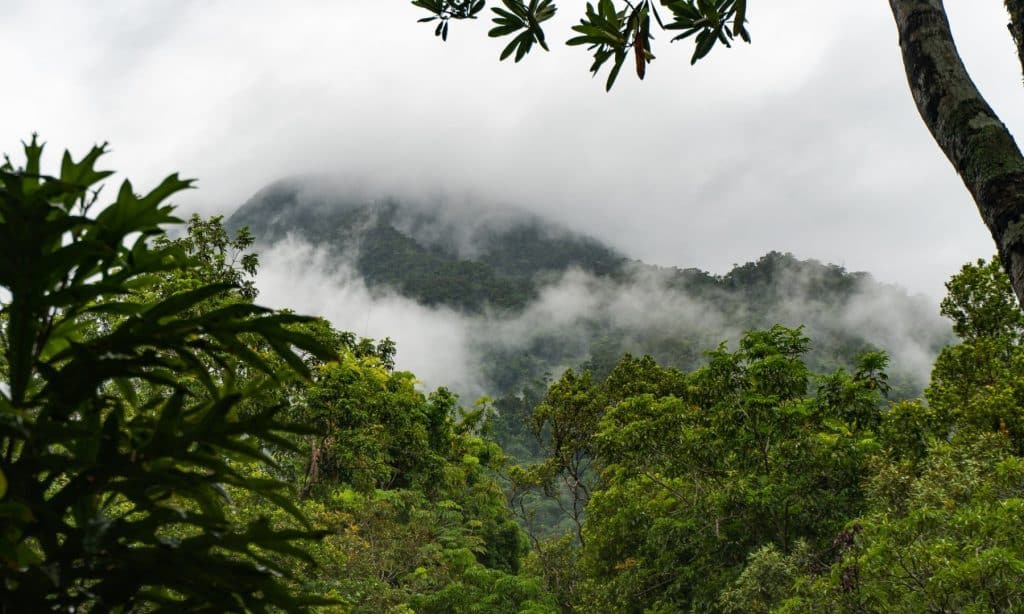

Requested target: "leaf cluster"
[
  {"left": 566, "top": 0, "right": 654, "bottom": 91},
  {"left": 413, "top": 0, "right": 487, "bottom": 40},
  {"left": 411, "top": 0, "right": 751, "bottom": 89},
  {"left": 490, "top": 0, "right": 557, "bottom": 62},
  {"left": 0, "top": 137, "right": 337, "bottom": 611}
]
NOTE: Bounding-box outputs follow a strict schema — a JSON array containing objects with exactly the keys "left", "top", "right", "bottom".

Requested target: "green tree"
[
  {"left": 776, "top": 257, "right": 1024, "bottom": 612},
  {"left": 781, "top": 433, "right": 1024, "bottom": 613},
  {"left": 411, "top": 0, "right": 1024, "bottom": 309},
  {"left": 229, "top": 323, "right": 554, "bottom": 612},
  {"left": 152, "top": 214, "right": 261, "bottom": 302},
  {"left": 929, "top": 256, "right": 1024, "bottom": 451},
  {"left": 527, "top": 368, "right": 601, "bottom": 546},
  {"left": 578, "top": 327, "right": 886, "bottom": 612},
  {"left": 0, "top": 138, "right": 337, "bottom": 611}
]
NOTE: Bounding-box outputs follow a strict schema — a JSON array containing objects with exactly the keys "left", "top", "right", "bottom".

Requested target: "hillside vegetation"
[
  {"left": 5, "top": 144, "right": 1024, "bottom": 612},
  {"left": 228, "top": 179, "right": 952, "bottom": 400}
]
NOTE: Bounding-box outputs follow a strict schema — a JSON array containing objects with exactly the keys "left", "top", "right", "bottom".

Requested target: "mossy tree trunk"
[{"left": 890, "top": 0, "right": 1024, "bottom": 306}]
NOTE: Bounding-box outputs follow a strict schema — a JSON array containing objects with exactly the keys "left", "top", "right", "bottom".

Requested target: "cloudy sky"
[{"left": 1, "top": 0, "right": 1019, "bottom": 299}]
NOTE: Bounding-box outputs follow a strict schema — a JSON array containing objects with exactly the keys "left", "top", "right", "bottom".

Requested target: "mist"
[{"left": 254, "top": 235, "right": 952, "bottom": 402}]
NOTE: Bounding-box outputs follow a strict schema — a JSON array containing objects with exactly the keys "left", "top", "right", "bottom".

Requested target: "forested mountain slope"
[
  {"left": 228, "top": 178, "right": 624, "bottom": 311},
  {"left": 227, "top": 179, "right": 952, "bottom": 399}
]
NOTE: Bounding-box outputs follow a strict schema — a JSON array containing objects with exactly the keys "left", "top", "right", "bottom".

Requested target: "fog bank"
[{"left": 255, "top": 237, "right": 951, "bottom": 401}]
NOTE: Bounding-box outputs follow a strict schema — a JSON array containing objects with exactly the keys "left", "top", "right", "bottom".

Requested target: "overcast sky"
[{"left": 1, "top": 0, "right": 1019, "bottom": 299}]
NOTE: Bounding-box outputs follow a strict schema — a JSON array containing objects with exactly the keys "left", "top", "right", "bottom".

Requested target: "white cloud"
[
  {"left": 0, "top": 0, "right": 1015, "bottom": 301},
  {"left": 254, "top": 235, "right": 951, "bottom": 399}
]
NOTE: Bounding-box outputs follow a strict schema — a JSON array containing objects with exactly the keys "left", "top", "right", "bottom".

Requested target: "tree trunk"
[
  {"left": 889, "top": 0, "right": 1024, "bottom": 307},
  {"left": 299, "top": 435, "right": 326, "bottom": 499},
  {"left": 1006, "top": 0, "right": 1024, "bottom": 79}
]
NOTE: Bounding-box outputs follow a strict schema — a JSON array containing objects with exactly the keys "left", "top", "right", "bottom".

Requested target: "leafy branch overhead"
[
  {"left": 411, "top": 0, "right": 750, "bottom": 89},
  {"left": 412, "top": 0, "right": 487, "bottom": 40}
]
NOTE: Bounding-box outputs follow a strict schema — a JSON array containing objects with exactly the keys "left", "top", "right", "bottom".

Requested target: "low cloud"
[
  {"left": 254, "top": 237, "right": 482, "bottom": 396},
  {"left": 254, "top": 236, "right": 951, "bottom": 401}
]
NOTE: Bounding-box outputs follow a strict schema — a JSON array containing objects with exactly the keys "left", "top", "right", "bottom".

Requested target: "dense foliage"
[
  {"left": 0, "top": 139, "right": 337, "bottom": 611},
  {"left": 501, "top": 256, "right": 1024, "bottom": 613},
  {"left": 244, "top": 348, "right": 556, "bottom": 612},
  {"left": 4, "top": 138, "right": 1024, "bottom": 612}
]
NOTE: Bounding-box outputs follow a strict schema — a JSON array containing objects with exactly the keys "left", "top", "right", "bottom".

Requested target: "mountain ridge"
[
  {"left": 228, "top": 178, "right": 626, "bottom": 311},
  {"left": 227, "top": 179, "right": 953, "bottom": 398}
]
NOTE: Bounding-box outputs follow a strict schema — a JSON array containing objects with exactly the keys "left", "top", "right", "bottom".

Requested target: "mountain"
[
  {"left": 227, "top": 178, "right": 953, "bottom": 401},
  {"left": 228, "top": 178, "right": 625, "bottom": 312}
]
